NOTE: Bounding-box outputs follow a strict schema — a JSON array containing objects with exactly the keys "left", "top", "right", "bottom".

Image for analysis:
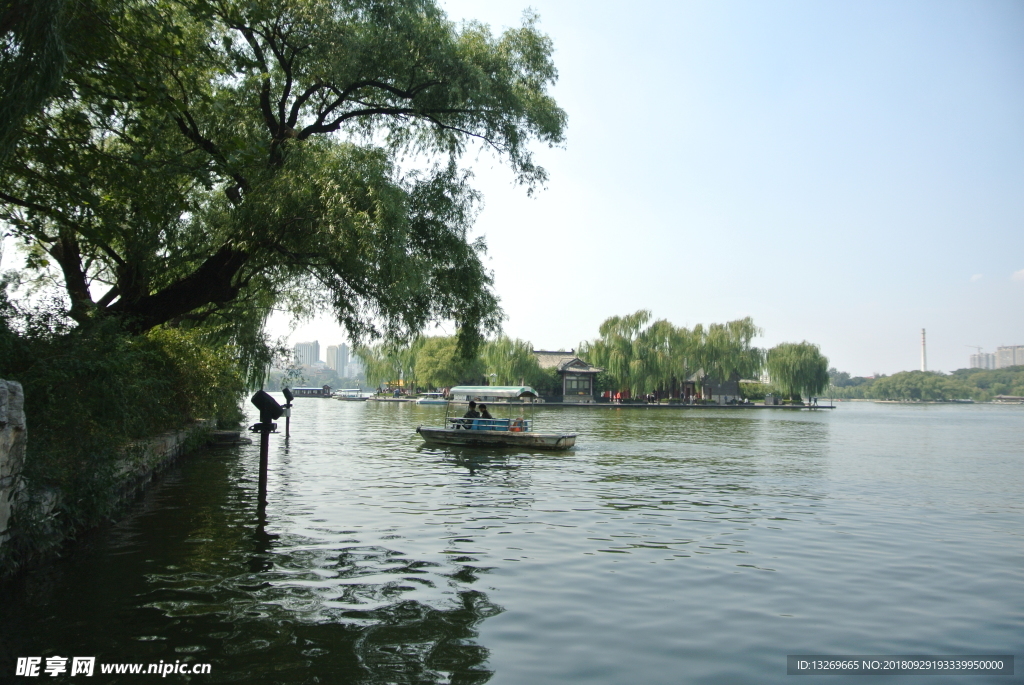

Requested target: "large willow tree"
[
  {"left": 481, "top": 334, "right": 541, "bottom": 386},
  {"left": 765, "top": 342, "right": 829, "bottom": 400},
  {"left": 0, "top": 0, "right": 566, "bottom": 374},
  {"left": 579, "top": 311, "right": 764, "bottom": 397},
  {"left": 578, "top": 310, "right": 652, "bottom": 396},
  {"left": 358, "top": 333, "right": 537, "bottom": 391},
  {"left": 692, "top": 318, "right": 764, "bottom": 385}
]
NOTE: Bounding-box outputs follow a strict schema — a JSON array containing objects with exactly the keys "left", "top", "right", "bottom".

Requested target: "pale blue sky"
[
  {"left": 283, "top": 1, "right": 1024, "bottom": 374},
  {"left": 0, "top": 1, "right": 1017, "bottom": 374}
]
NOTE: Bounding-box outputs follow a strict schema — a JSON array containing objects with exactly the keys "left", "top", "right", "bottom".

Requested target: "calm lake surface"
[{"left": 2, "top": 400, "right": 1021, "bottom": 684}]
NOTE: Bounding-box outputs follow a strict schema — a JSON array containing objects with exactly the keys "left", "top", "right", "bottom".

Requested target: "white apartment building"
[
  {"left": 970, "top": 352, "right": 996, "bottom": 370},
  {"left": 293, "top": 340, "right": 320, "bottom": 367},
  {"left": 995, "top": 345, "right": 1024, "bottom": 369},
  {"left": 346, "top": 352, "right": 365, "bottom": 378},
  {"left": 325, "top": 344, "right": 351, "bottom": 376}
]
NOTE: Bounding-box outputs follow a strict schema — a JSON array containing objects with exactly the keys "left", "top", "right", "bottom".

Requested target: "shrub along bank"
[{"left": 0, "top": 299, "right": 245, "bottom": 569}]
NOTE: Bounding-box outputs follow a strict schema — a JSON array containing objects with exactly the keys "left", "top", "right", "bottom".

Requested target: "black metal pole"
[
  {"left": 250, "top": 390, "right": 283, "bottom": 510},
  {"left": 258, "top": 424, "right": 270, "bottom": 506},
  {"left": 281, "top": 388, "right": 294, "bottom": 440}
]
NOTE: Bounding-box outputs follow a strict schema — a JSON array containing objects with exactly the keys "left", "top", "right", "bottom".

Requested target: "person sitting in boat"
[
  {"left": 454, "top": 400, "right": 481, "bottom": 429},
  {"left": 478, "top": 404, "right": 493, "bottom": 420}
]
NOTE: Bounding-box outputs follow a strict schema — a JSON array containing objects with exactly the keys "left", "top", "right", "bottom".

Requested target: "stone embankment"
[
  {"left": 0, "top": 380, "right": 27, "bottom": 551},
  {"left": 0, "top": 377, "right": 216, "bottom": 575}
]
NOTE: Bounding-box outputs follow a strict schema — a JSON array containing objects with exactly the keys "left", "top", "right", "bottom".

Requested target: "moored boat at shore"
[{"left": 333, "top": 389, "right": 368, "bottom": 401}]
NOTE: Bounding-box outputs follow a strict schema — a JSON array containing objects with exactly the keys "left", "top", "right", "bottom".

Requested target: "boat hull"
[{"left": 417, "top": 427, "right": 576, "bottom": 450}]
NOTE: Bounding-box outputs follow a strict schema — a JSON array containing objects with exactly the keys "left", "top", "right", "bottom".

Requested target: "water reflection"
[
  {"left": 0, "top": 441, "right": 501, "bottom": 684},
  {"left": 3, "top": 401, "right": 1020, "bottom": 685}
]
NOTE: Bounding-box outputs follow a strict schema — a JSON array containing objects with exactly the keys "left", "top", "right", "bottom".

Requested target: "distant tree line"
[{"left": 828, "top": 367, "right": 1024, "bottom": 401}]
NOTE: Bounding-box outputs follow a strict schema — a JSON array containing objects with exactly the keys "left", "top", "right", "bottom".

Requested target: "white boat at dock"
[
  {"left": 333, "top": 389, "right": 369, "bottom": 401},
  {"left": 415, "top": 386, "right": 576, "bottom": 450}
]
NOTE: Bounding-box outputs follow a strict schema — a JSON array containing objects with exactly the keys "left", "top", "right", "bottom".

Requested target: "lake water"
[{"left": 2, "top": 400, "right": 1021, "bottom": 683}]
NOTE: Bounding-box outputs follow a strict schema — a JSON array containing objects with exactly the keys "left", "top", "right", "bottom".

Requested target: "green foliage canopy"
[
  {"left": 0, "top": 296, "right": 244, "bottom": 534},
  {"left": 0, "top": 0, "right": 85, "bottom": 160},
  {"left": 414, "top": 336, "right": 485, "bottom": 389},
  {"left": 866, "top": 371, "right": 970, "bottom": 401},
  {"left": 579, "top": 311, "right": 764, "bottom": 397},
  {"left": 357, "top": 333, "right": 538, "bottom": 391},
  {"left": 480, "top": 335, "right": 542, "bottom": 386},
  {"left": 765, "top": 342, "right": 829, "bottom": 399},
  {"left": 0, "top": 0, "right": 566, "bottom": 371},
  {"left": 827, "top": 368, "right": 1024, "bottom": 401}
]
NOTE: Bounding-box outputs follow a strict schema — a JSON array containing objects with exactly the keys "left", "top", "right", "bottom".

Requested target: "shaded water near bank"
[{"left": 1, "top": 401, "right": 1021, "bottom": 683}]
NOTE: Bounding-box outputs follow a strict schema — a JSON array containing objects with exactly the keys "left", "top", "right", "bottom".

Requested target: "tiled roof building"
[{"left": 533, "top": 350, "right": 602, "bottom": 403}]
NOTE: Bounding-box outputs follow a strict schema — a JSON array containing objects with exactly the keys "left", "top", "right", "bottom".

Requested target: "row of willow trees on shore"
[
  {"left": 356, "top": 334, "right": 549, "bottom": 393},
  {"left": 356, "top": 311, "right": 831, "bottom": 400},
  {"left": 578, "top": 311, "right": 829, "bottom": 399}
]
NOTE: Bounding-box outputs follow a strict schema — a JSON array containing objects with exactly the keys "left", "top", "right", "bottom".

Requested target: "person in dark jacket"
[{"left": 456, "top": 400, "right": 481, "bottom": 429}]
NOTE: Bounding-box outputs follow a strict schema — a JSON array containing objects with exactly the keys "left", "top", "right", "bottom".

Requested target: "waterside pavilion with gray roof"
[{"left": 533, "top": 350, "right": 602, "bottom": 403}]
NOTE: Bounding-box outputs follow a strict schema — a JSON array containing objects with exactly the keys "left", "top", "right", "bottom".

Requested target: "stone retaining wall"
[
  {"left": 0, "top": 380, "right": 27, "bottom": 548},
  {"left": 116, "top": 420, "right": 213, "bottom": 501},
  {"left": 0, "top": 376, "right": 213, "bottom": 574}
]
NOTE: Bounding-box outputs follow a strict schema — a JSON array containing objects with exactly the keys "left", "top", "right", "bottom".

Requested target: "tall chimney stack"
[{"left": 921, "top": 328, "right": 927, "bottom": 372}]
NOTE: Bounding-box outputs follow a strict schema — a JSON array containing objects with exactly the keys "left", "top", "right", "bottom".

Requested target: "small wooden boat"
[{"left": 416, "top": 386, "right": 576, "bottom": 450}]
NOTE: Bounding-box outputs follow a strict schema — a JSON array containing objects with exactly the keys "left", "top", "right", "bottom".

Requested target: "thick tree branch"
[
  {"left": 0, "top": 189, "right": 129, "bottom": 267},
  {"left": 237, "top": 26, "right": 278, "bottom": 137},
  {"left": 95, "top": 285, "right": 120, "bottom": 308},
  {"left": 0, "top": 189, "right": 53, "bottom": 217},
  {"left": 297, "top": 79, "right": 442, "bottom": 138},
  {"left": 298, "top": 106, "right": 477, "bottom": 140},
  {"left": 287, "top": 82, "right": 324, "bottom": 128},
  {"left": 106, "top": 244, "right": 250, "bottom": 333},
  {"left": 170, "top": 106, "right": 249, "bottom": 200}
]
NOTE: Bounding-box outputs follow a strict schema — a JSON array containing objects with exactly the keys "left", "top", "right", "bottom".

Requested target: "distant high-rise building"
[
  {"left": 346, "top": 351, "right": 364, "bottom": 379},
  {"left": 995, "top": 345, "right": 1024, "bottom": 369},
  {"left": 970, "top": 352, "right": 996, "bottom": 370},
  {"left": 325, "top": 344, "right": 354, "bottom": 376},
  {"left": 325, "top": 344, "right": 351, "bottom": 375},
  {"left": 293, "top": 340, "right": 320, "bottom": 367}
]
